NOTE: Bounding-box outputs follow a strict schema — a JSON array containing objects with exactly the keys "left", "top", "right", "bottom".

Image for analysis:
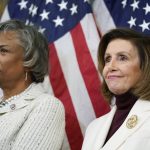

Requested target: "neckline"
[
  {"left": 0, "top": 83, "right": 35, "bottom": 106},
  {"left": 115, "top": 92, "right": 138, "bottom": 110}
]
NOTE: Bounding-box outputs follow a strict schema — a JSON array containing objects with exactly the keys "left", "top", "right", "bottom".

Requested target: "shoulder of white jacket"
[{"left": 86, "top": 111, "right": 110, "bottom": 132}]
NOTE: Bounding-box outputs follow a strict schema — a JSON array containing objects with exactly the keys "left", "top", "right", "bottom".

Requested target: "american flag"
[
  {"left": 93, "top": 0, "right": 150, "bottom": 35},
  {"left": 0, "top": 0, "right": 110, "bottom": 149}
]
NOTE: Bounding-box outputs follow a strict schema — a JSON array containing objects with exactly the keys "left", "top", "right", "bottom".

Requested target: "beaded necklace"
[{"left": 0, "top": 83, "right": 34, "bottom": 107}]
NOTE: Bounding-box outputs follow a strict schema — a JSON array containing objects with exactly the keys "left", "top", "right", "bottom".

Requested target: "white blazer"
[
  {"left": 82, "top": 99, "right": 150, "bottom": 150},
  {"left": 0, "top": 83, "right": 65, "bottom": 150}
]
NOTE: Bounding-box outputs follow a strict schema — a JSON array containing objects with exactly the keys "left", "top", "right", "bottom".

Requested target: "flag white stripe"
[
  {"left": 54, "top": 32, "right": 96, "bottom": 135},
  {"left": 61, "top": 133, "right": 71, "bottom": 150},
  {"left": 80, "top": 14, "right": 100, "bottom": 69},
  {"left": 0, "top": 6, "right": 10, "bottom": 22},
  {"left": 92, "top": 0, "right": 116, "bottom": 34}
]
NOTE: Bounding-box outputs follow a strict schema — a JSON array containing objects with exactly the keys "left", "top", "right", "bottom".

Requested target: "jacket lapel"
[
  {"left": 93, "top": 106, "right": 117, "bottom": 150},
  {"left": 102, "top": 99, "right": 150, "bottom": 150}
]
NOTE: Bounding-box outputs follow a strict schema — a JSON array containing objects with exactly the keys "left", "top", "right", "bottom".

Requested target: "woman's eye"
[
  {"left": 104, "top": 56, "right": 111, "bottom": 63},
  {"left": 118, "top": 55, "right": 128, "bottom": 61},
  {"left": 0, "top": 48, "right": 8, "bottom": 55}
]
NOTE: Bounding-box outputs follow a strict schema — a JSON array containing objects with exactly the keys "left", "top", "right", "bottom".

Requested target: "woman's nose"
[{"left": 108, "top": 59, "right": 117, "bottom": 71}]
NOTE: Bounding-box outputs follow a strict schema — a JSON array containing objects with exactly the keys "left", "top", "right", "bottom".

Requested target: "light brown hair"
[{"left": 98, "top": 28, "right": 150, "bottom": 103}]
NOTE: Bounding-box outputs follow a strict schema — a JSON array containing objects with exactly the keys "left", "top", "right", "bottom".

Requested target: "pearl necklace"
[{"left": 0, "top": 83, "right": 34, "bottom": 107}]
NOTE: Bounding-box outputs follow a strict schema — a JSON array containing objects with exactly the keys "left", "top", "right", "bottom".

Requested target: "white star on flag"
[
  {"left": 70, "top": 3, "right": 78, "bottom": 15},
  {"left": 18, "top": 0, "right": 28, "bottom": 10},
  {"left": 25, "top": 20, "right": 34, "bottom": 26},
  {"left": 130, "top": 0, "right": 140, "bottom": 11},
  {"left": 46, "top": 0, "right": 53, "bottom": 5},
  {"left": 121, "top": 0, "right": 127, "bottom": 8},
  {"left": 128, "top": 16, "right": 136, "bottom": 28},
  {"left": 40, "top": 9, "right": 50, "bottom": 21},
  {"left": 28, "top": 4, "right": 38, "bottom": 17},
  {"left": 139, "top": 20, "right": 150, "bottom": 31},
  {"left": 38, "top": 26, "right": 46, "bottom": 34},
  {"left": 58, "top": 0, "right": 68, "bottom": 11},
  {"left": 29, "top": 4, "right": 33, "bottom": 14},
  {"left": 143, "top": 3, "right": 150, "bottom": 15},
  {"left": 53, "top": 16, "right": 64, "bottom": 27}
]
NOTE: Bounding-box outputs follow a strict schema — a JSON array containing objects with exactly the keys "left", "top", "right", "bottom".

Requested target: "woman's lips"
[{"left": 107, "top": 75, "right": 122, "bottom": 79}]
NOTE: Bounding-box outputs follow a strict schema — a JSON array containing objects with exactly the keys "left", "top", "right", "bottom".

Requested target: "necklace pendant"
[{"left": 10, "top": 104, "right": 16, "bottom": 110}]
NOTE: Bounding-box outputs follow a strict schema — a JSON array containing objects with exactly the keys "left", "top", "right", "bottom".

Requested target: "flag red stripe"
[
  {"left": 71, "top": 23, "right": 110, "bottom": 117},
  {"left": 49, "top": 43, "right": 83, "bottom": 150}
]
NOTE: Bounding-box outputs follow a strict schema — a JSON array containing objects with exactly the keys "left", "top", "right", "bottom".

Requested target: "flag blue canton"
[
  {"left": 8, "top": 0, "right": 92, "bottom": 43},
  {"left": 104, "top": 0, "right": 150, "bottom": 34}
]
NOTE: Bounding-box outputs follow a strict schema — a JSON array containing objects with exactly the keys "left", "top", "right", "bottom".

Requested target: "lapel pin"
[{"left": 126, "top": 115, "right": 138, "bottom": 129}]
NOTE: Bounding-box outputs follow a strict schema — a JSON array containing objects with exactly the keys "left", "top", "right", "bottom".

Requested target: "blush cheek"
[{"left": 102, "top": 68, "right": 107, "bottom": 80}]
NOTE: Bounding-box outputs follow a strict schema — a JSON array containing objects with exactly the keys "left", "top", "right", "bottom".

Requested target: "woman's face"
[
  {"left": 0, "top": 31, "right": 25, "bottom": 87},
  {"left": 102, "top": 39, "right": 141, "bottom": 95}
]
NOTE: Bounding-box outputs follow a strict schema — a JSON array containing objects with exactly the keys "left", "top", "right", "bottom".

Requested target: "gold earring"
[{"left": 25, "top": 72, "right": 28, "bottom": 81}]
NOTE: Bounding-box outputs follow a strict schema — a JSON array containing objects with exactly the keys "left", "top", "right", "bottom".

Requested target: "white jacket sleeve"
[{"left": 12, "top": 95, "right": 65, "bottom": 150}]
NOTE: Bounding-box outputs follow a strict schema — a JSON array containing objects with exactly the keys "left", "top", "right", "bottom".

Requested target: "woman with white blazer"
[{"left": 82, "top": 28, "right": 150, "bottom": 150}]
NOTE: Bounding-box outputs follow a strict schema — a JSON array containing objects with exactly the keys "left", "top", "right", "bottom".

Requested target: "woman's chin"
[{"left": 109, "top": 87, "right": 128, "bottom": 95}]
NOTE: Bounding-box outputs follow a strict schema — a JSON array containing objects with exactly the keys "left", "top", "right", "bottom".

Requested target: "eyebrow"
[
  {"left": 105, "top": 51, "right": 131, "bottom": 56},
  {"left": 0, "top": 45, "right": 7, "bottom": 48}
]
